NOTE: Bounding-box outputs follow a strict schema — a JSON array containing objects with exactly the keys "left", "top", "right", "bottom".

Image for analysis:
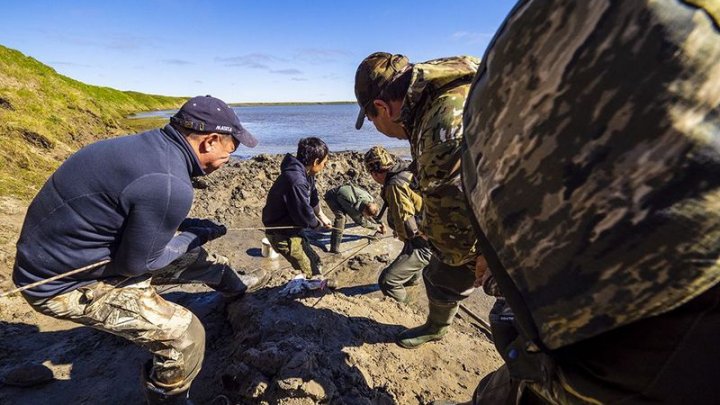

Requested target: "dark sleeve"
[
  {"left": 112, "top": 174, "right": 197, "bottom": 276},
  {"left": 309, "top": 177, "right": 319, "bottom": 208},
  {"left": 287, "top": 182, "right": 320, "bottom": 229}
]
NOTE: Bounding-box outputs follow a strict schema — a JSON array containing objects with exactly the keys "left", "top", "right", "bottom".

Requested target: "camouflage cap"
[
  {"left": 354, "top": 52, "right": 410, "bottom": 130},
  {"left": 363, "top": 146, "right": 394, "bottom": 173}
]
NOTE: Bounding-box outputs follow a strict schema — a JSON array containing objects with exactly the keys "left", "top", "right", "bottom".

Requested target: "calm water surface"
[{"left": 131, "top": 104, "right": 409, "bottom": 158}]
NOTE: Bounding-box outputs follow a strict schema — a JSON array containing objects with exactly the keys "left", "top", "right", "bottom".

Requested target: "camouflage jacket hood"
[
  {"left": 461, "top": 0, "right": 720, "bottom": 349},
  {"left": 400, "top": 56, "right": 480, "bottom": 134},
  {"left": 398, "top": 55, "right": 481, "bottom": 266}
]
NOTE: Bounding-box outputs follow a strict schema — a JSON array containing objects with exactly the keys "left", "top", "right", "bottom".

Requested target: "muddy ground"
[{"left": 0, "top": 151, "right": 501, "bottom": 404}]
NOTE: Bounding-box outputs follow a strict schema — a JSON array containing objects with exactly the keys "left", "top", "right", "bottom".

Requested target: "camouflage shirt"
[
  {"left": 381, "top": 162, "right": 423, "bottom": 242},
  {"left": 400, "top": 56, "right": 480, "bottom": 266},
  {"left": 462, "top": 0, "right": 720, "bottom": 349}
]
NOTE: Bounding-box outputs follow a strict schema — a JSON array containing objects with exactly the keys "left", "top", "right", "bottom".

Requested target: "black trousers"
[{"left": 474, "top": 282, "right": 720, "bottom": 404}]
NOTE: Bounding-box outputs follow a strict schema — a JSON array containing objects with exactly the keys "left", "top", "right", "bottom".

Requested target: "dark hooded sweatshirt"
[
  {"left": 262, "top": 154, "right": 320, "bottom": 234},
  {"left": 13, "top": 125, "right": 207, "bottom": 299}
]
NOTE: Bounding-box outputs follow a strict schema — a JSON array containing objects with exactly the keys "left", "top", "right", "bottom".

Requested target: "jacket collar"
[{"left": 161, "top": 124, "right": 205, "bottom": 177}]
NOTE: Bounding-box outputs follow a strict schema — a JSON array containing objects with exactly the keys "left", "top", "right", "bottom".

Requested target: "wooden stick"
[{"left": 458, "top": 303, "right": 493, "bottom": 339}]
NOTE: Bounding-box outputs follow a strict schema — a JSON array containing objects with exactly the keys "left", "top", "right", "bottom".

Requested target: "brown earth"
[{"left": 0, "top": 151, "right": 501, "bottom": 404}]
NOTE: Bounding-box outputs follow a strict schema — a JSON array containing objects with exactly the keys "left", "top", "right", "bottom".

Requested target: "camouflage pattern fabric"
[
  {"left": 363, "top": 145, "right": 395, "bottom": 173},
  {"left": 21, "top": 246, "right": 255, "bottom": 392},
  {"left": 401, "top": 56, "right": 480, "bottom": 266},
  {"left": 381, "top": 163, "right": 423, "bottom": 242},
  {"left": 266, "top": 232, "right": 322, "bottom": 278},
  {"left": 354, "top": 53, "right": 411, "bottom": 129},
  {"left": 462, "top": 0, "right": 720, "bottom": 349},
  {"left": 23, "top": 259, "right": 217, "bottom": 391}
]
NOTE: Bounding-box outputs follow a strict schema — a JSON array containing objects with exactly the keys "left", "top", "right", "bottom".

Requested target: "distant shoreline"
[
  {"left": 233, "top": 147, "right": 412, "bottom": 161},
  {"left": 228, "top": 101, "right": 355, "bottom": 107}
]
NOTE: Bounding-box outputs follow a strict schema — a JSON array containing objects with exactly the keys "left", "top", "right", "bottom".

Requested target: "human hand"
[
  {"left": 179, "top": 218, "right": 224, "bottom": 232},
  {"left": 184, "top": 223, "right": 227, "bottom": 245},
  {"left": 473, "top": 255, "right": 488, "bottom": 288},
  {"left": 318, "top": 219, "right": 333, "bottom": 231},
  {"left": 378, "top": 223, "right": 386, "bottom": 235}
]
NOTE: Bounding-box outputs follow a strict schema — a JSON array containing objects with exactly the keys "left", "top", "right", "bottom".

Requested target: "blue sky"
[{"left": 0, "top": 1, "right": 516, "bottom": 103}]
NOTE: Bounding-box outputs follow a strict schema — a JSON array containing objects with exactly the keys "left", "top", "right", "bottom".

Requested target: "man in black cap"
[{"left": 13, "top": 95, "right": 265, "bottom": 404}]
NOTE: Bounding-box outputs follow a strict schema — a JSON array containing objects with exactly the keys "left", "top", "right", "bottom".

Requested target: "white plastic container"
[{"left": 261, "top": 237, "right": 279, "bottom": 259}]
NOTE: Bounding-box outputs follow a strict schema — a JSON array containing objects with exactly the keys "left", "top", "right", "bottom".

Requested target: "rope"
[
  {"left": 228, "top": 225, "right": 346, "bottom": 232},
  {"left": 0, "top": 259, "right": 111, "bottom": 298},
  {"left": 321, "top": 234, "right": 394, "bottom": 278},
  {"left": 1, "top": 227, "right": 390, "bottom": 298}
]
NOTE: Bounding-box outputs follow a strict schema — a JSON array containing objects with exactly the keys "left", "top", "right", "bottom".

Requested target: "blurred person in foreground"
[{"left": 458, "top": 1, "right": 720, "bottom": 403}]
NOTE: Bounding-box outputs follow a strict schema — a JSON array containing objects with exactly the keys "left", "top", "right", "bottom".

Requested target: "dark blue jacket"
[
  {"left": 262, "top": 154, "right": 320, "bottom": 233},
  {"left": 13, "top": 125, "right": 207, "bottom": 298}
]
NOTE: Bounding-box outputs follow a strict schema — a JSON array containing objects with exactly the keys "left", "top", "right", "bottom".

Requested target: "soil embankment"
[{"left": 0, "top": 152, "right": 501, "bottom": 404}]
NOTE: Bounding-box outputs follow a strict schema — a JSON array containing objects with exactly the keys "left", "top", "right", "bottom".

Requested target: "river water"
[{"left": 130, "top": 103, "right": 409, "bottom": 158}]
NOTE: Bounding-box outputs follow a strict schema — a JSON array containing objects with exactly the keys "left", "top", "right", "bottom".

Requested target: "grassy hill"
[{"left": 0, "top": 45, "right": 186, "bottom": 200}]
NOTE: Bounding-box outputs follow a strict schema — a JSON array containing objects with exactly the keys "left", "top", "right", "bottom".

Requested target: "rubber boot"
[
  {"left": 144, "top": 384, "right": 192, "bottom": 405},
  {"left": 142, "top": 361, "right": 193, "bottom": 405},
  {"left": 219, "top": 267, "right": 270, "bottom": 300},
  {"left": 330, "top": 214, "right": 345, "bottom": 253},
  {"left": 397, "top": 300, "right": 458, "bottom": 349}
]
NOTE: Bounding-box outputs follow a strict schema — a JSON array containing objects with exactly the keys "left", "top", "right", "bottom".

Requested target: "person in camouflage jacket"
[
  {"left": 354, "top": 52, "right": 486, "bottom": 348},
  {"left": 364, "top": 146, "right": 432, "bottom": 303},
  {"left": 461, "top": 1, "right": 720, "bottom": 403}
]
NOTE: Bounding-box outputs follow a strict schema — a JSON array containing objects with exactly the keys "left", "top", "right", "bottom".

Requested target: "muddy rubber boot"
[
  {"left": 220, "top": 267, "right": 270, "bottom": 300},
  {"left": 330, "top": 231, "right": 342, "bottom": 254},
  {"left": 397, "top": 300, "right": 458, "bottom": 349},
  {"left": 142, "top": 361, "right": 193, "bottom": 405},
  {"left": 144, "top": 384, "right": 192, "bottom": 405},
  {"left": 330, "top": 215, "right": 345, "bottom": 253}
]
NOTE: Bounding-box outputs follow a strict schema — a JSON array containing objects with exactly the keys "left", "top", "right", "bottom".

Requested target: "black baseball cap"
[{"left": 170, "top": 95, "right": 258, "bottom": 148}]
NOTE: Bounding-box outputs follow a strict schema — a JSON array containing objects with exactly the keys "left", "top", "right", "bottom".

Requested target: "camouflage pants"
[
  {"left": 23, "top": 247, "right": 246, "bottom": 393},
  {"left": 378, "top": 241, "right": 432, "bottom": 302},
  {"left": 266, "top": 232, "right": 322, "bottom": 278}
]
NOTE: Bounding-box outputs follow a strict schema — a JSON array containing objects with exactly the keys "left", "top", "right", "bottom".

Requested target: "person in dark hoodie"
[
  {"left": 262, "top": 137, "right": 332, "bottom": 278},
  {"left": 12, "top": 95, "right": 267, "bottom": 404}
]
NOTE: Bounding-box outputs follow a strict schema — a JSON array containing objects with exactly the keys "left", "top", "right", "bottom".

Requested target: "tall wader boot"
[
  {"left": 397, "top": 299, "right": 459, "bottom": 349},
  {"left": 329, "top": 214, "right": 345, "bottom": 254},
  {"left": 142, "top": 361, "right": 193, "bottom": 405}
]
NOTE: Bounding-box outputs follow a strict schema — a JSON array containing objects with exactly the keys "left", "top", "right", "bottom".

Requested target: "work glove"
[
  {"left": 178, "top": 218, "right": 224, "bottom": 232},
  {"left": 183, "top": 223, "right": 227, "bottom": 245}
]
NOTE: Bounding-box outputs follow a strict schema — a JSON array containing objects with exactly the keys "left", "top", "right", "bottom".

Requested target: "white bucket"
[{"left": 261, "top": 237, "right": 279, "bottom": 259}]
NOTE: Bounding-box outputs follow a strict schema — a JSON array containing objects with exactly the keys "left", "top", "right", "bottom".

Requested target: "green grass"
[{"left": 0, "top": 44, "right": 187, "bottom": 200}]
